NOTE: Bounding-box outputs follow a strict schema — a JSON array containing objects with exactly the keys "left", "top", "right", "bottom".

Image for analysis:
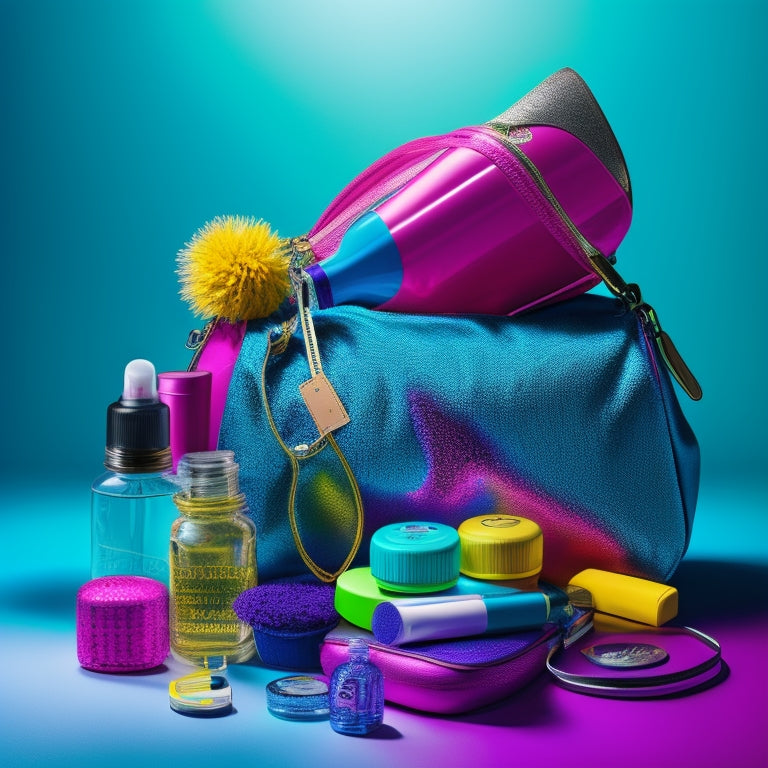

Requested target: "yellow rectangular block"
[{"left": 568, "top": 568, "right": 678, "bottom": 626}]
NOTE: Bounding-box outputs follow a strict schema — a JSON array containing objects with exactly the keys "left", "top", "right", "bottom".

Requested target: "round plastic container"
[
  {"left": 370, "top": 522, "right": 461, "bottom": 593},
  {"left": 76, "top": 575, "right": 169, "bottom": 672},
  {"left": 458, "top": 514, "right": 543, "bottom": 590},
  {"left": 266, "top": 676, "right": 330, "bottom": 721}
]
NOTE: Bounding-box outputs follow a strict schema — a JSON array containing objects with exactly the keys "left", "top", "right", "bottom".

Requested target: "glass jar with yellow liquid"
[{"left": 169, "top": 451, "right": 257, "bottom": 666}]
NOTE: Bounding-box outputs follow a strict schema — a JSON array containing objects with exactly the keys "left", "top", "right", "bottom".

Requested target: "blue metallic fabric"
[{"left": 219, "top": 294, "right": 699, "bottom": 585}]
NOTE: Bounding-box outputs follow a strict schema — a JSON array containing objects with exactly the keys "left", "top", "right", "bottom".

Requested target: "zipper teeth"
[
  {"left": 490, "top": 124, "right": 700, "bottom": 402},
  {"left": 313, "top": 125, "right": 601, "bottom": 269},
  {"left": 302, "top": 303, "right": 321, "bottom": 376},
  {"left": 297, "top": 279, "right": 322, "bottom": 377},
  {"left": 486, "top": 126, "right": 603, "bottom": 265},
  {"left": 310, "top": 146, "right": 447, "bottom": 252}
]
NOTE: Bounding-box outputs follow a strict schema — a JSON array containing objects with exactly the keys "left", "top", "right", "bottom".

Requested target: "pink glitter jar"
[{"left": 77, "top": 576, "right": 169, "bottom": 672}]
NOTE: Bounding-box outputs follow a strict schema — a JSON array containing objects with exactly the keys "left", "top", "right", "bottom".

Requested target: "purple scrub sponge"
[{"left": 233, "top": 582, "right": 339, "bottom": 670}]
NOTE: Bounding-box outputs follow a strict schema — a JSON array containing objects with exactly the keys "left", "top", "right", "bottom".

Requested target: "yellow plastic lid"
[{"left": 458, "top": 514, "right": 543, "bottom": 580}]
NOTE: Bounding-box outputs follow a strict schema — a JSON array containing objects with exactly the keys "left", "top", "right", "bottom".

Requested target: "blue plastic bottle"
[{"left": 329, "top": 638, "right": 384, "bottom": 735}]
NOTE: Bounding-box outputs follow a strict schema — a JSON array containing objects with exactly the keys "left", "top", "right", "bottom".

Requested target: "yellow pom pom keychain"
[{"left": 177, "top": 216, "right": 293, "bottom": 322}]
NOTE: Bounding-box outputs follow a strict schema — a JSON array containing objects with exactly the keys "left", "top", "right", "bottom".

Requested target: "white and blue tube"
[{"left": 371, "top": 591, "right": 552, "bottom": 646}]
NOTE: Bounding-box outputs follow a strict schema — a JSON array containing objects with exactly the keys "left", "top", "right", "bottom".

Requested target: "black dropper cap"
[{"left": 104, "top": 359, "right": 172, "bottom": 473}]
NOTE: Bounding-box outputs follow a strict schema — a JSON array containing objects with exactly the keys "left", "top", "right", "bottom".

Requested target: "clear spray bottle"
[{"left": 91, "top": 359, "right": 178, "bottom": 585}]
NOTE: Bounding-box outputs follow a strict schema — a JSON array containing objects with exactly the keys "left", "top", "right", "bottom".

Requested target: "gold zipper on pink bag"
[{"left": 491, "top": 128, "right": 702, "bottom": 401}]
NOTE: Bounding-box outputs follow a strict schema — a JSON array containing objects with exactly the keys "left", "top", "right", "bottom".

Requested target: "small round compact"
[
  {"left": 547, "top": 625, "right": 726, "bottom": 698},
  {"left": 266, "top": 676, "right": 330, "bottom": 721},
  {"left": 169, "top": 666, "right": 233, "bottom": 717}
]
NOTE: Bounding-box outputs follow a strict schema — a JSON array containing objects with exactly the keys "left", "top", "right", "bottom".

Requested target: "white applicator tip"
[{"left": 123, "top": 359, "right": 158, "bottom": 401}]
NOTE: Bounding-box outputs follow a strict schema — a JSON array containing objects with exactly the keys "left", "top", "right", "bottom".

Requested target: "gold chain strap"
[{"left": 258, "top": 270, "right": 363, "bottom": 583}]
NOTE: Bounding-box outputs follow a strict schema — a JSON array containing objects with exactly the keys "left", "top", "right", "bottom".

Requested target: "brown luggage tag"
[{"left": 299, "top": 372, "right": 350, "bottom": 436}]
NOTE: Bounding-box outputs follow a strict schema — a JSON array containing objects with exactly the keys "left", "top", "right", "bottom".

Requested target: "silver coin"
[{"left": 581, "top": 642, "right": 669, "bottom": 669}]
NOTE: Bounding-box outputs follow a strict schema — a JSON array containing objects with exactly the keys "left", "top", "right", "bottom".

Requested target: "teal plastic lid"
[{"left": 369, "top": 522, "right": 461, "bottom": 593}]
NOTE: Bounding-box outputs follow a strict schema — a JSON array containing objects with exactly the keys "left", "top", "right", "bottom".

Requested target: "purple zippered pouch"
[{"left": 320, "top": 622, "right": 561, "bottom": 715}]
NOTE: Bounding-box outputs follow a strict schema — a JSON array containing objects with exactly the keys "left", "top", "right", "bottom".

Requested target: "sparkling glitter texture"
[{"left": 76, "top": 575, "right": 170, "bottom": 672}]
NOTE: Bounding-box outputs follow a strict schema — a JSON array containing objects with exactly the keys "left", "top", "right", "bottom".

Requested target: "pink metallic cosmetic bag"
[
  {"left": 180, "top": 67, "right": 634, "bottom": 326},
  {"left": 300, "top": 67, "right": 634, "bottom": 317}
]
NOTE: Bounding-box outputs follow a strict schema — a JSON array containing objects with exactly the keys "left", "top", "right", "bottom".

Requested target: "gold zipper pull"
[
  {"left": 295, "top": 271, "right": 351, "bottom": 438},
  {"left": 486, "top": 126, "right": 701, "bottom": 402},
  {"left": 290, "top": 236, "right": 315, "bottom": 267},
  {"left": 186, "top": 327, "right": 208, "bottom": 350},
  {"left": 636, "top": 304, "right": 702, "bottom": 401},
  {"left": 587, "top": 252, "right": 642, "bottom": 309},
  {"left": 588, "top": 252, "right": 702, "bottom": 401}
]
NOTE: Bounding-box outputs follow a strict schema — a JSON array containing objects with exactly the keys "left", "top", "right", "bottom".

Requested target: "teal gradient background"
[
  {"left": 2, "top": 3, "right": 768, "bottom": 768},
  {"left": 2, "top": 0, "right": 767, "bottom": 494}
]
